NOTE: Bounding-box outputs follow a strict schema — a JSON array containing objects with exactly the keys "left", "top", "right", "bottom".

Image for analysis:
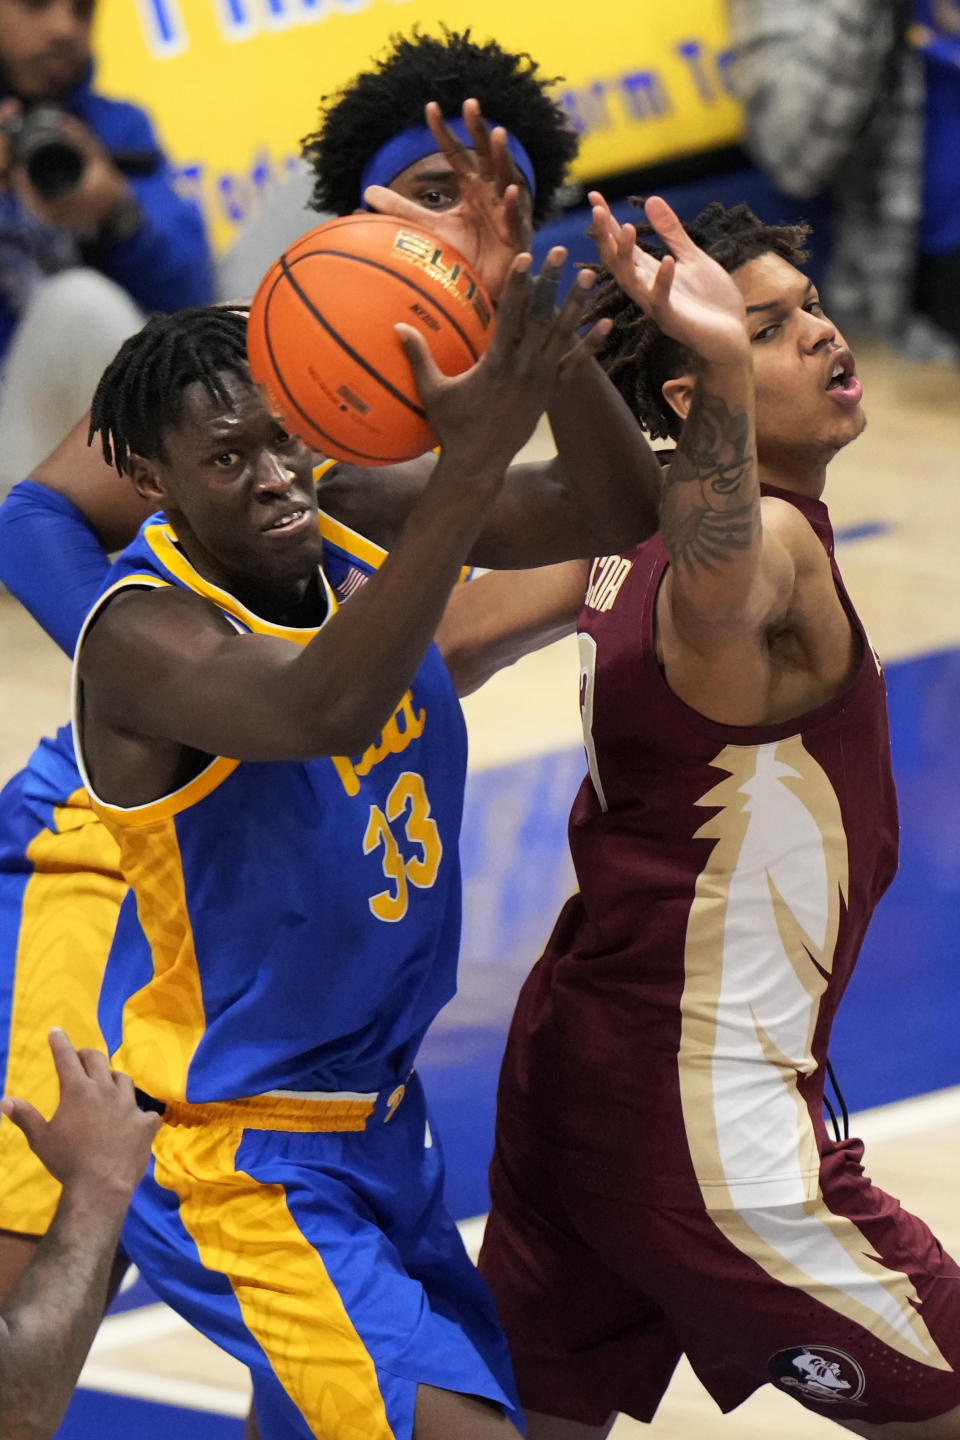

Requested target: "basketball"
[{"left": 246, "top": 213, "right": 494, "bottom": 466}]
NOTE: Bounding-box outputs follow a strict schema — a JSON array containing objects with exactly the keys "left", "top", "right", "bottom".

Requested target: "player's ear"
[
  {"left": 125, "top": 452, "right": 165, "bottom": 505},
  {"left": 662, "top": 373, "right": 695, "bottom": 425}
]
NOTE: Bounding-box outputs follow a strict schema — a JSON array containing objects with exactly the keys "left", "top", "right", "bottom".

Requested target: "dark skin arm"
[
  {"left": 0, "top": 1031, "right": 159, "bottom": 1440},
  {"left": 79, "top": 259, "right": 597, "bottom": 804},
  {"left": 435, "top": 560, "right": 588, "bottom": 697}
]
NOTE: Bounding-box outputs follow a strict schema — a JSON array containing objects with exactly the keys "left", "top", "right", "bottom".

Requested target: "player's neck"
[
  {"left": 758, "top": 455, "right": 829, "bottom": 502},
  {"left": 174, "top": 531, "right": 327, "bottom": 628}
]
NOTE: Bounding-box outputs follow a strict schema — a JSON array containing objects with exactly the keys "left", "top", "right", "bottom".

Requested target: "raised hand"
[
  {"left": 589, "top": 191, "right": 750, "bottom": 366},
  {"left": 395, "top": 246, "right": 606, "bottom": 474},
  {"left": 364, "top": 99, "right": 532, "bottom": 302},
  {"left": 1, "top": 1028, "right": 159, "bottom": 1201}
]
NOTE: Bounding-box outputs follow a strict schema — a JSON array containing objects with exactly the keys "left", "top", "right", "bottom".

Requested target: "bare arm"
[
  {"left": 590, "top": 194, "right": 793, "bottom": 644},
  {"left": 728, "top": 0, "right": 898, "bottom": 196},
  {"left": 315, "top": 338, "right": 662, "bottom": 569},
  {"left": 0, "top": 1032, "right": 159, "bottom": 1440},
  {"left": 81, "top": 258, "right": 592, "bottom": 772},
  {"left": 435, "top": 560, "right": 588, "bottom": 697}
]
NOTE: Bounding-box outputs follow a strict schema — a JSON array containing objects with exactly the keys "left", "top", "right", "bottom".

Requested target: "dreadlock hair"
[
  {"left": 89, "top": 307, "right": 251, "bottom": 475},
  {"left": 585, "top": 201, "right": 811, "bottom": 442},
  {"left": 301, "top": 27, "right": 579, "bottom": 227}
]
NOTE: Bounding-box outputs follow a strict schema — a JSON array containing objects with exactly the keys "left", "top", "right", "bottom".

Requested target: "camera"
[{"left": 2, "top": 106, "right": 86, "bottom": 201}]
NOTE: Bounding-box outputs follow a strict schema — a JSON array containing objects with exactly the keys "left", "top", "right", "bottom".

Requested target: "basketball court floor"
[{"left": 2, "top": 337, "right": 959, "bottom": 1437}]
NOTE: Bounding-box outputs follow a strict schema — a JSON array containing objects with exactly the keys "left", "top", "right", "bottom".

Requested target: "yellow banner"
[{"left": 95, "top": 1, "right": 741, "bottom": 252}]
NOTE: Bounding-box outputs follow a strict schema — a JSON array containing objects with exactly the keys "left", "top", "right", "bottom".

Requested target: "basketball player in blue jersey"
[
  {"left": 0, "top": 29, "right": 654, "bottom": 1343},
  {"left": 67, "top": 270, "right": 642, "bottom": 1440}
]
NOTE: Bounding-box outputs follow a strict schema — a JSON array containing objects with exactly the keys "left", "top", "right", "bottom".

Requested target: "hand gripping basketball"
[
  {"left": 246, "top": 213, "right": 496, "bottom": 466},
  {"left": 394, "top": 247, "right": 606, "bottom": 473}
]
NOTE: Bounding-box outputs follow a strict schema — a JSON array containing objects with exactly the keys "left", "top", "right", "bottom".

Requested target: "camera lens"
[{"left": 26, "top": 137, "right": 86, "bottom": 201}]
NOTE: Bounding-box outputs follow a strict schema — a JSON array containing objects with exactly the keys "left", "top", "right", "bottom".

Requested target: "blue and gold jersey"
[
  {"left": 0, "top": 722, "right": 124, "bottom": 1232},
  {"left": 74, "top": 508, "right": 468, "bottom": 1105}
]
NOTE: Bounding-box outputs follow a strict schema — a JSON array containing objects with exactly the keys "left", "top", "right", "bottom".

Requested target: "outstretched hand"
[
  {"left": 590, "top": 192, "right": 750, "bottom": 366},
  {"left": 396, "top": 246, "right": 609, "bottom": 474},
  {"left": 1, "top": 1028, "right": 159, "bottom": 1200},
  {"left": 364, "top": 99, "right": 532, "bottom": 303}
]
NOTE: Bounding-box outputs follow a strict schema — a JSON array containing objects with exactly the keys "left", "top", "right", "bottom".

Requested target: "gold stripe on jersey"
[
  {"left": 316, "top": 508, "right": 472, "bottom": 588},
  {"left": 109, "top": 814, "right": 206, "bottom": 1100},
  {"left": 152, "top": 1121, "right": 394, "bottom": 1436},
  {"left": 75, "top": 575, "right": 238, "bottom": 827},
  {"left": 318, "top": 511, "right": 388, "bottom": 573},
  {"left": 0, "top": 789, "right": 124, "bottom": 1234}
]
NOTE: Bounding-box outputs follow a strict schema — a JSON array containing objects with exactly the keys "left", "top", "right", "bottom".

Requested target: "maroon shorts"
[{"left": 479, "top": 1120, "right": 960, "bottom": 1427}]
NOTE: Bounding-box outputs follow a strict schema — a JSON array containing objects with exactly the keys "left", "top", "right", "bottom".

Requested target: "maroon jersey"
[{"left": 499, "top": 485, "right": 899, "bottom": 1207}]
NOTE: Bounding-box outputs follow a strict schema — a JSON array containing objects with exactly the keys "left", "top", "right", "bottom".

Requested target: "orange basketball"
[{"left": 246, "top": 213, "right": 494, "bottom": 466}]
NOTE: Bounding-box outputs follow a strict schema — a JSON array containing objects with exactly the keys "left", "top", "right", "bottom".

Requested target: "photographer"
[{"left": 0, "top": 0, "right": 213, "bottom": 499}]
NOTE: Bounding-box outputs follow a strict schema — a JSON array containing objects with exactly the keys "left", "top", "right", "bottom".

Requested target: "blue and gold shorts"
[{"left": 123, "top": 1072, "right": 520, "bottom": 1439}]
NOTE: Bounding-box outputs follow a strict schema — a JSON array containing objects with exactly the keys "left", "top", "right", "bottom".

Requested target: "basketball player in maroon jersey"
[{"left": 477, "top": 195, "right": 960, "bottom": 1440}]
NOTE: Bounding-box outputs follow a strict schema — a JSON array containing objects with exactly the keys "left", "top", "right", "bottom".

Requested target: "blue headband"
[{"left": 359, "top": 117, "right": 536, "bottom": 205}]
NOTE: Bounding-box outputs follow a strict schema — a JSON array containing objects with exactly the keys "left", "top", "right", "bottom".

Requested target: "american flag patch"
[{"left": 336, "top": 566, "right": 368, "bottom": 601}]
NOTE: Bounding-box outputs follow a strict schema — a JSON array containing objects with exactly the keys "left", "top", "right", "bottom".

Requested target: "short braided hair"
[
  {"left": 302, "top": 27, "right": 579, "bottom": 227},
  {"left": 89, "top": 307, "right": 251, "bottom": 474},
  {"left": 586, "top": 201, "right": 810, "bottom": 441}
]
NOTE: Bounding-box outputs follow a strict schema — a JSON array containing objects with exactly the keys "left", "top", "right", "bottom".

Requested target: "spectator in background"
[
  {"left": 909, "top": 1, "right": 960, "bottom": 353},
  {"left": 727, "top": 2, "right": 935, "bottom": 351},
  {"left": 0, "top": 1028, "right": 159, "bottom": 1440},
  {"left": 0, "top": 0, "right": 213, "bottom": 500}
]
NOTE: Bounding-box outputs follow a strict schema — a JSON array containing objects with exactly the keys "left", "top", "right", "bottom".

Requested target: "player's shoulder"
[
  {"left": 761, "top": 494, "right": 830, "bottom": 567},
  {"left": 81, "top": 583, "right": 233, "bottom": 671}
]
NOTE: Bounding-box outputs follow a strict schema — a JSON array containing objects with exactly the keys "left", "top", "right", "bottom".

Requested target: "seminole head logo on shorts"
[{"left": 768, "top": 1345, "right": 867, "bottom": 1406}]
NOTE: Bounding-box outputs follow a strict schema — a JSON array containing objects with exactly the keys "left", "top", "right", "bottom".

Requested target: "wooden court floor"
[{"left": 2, "top": 337, "right": 960, "bottom": 1435}]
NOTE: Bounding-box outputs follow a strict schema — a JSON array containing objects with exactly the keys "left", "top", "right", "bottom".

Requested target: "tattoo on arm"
[{"left": 660, "top": 391, "right": 758, "bottom": 576}]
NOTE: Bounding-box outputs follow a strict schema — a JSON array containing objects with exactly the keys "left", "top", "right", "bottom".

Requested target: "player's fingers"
[
  {"left": 643, "top": 195, "right": 696, "bottom": 258},
  {"left": 462, "top": 99, "right": 495, "bottom": 182},
  {"left": 394, "top": 323, "right": 445, "bottom": 397},
  {"left": 501, "top": 184, "right": 531, "bottom": 256},
  {"left": 531, "top": 246, "right": 566, "bottom": 323},
  {"left": 76, "top": 1047, "right": 113, "bottom": 1085},
  {"left": 0, "top": 1096, "right": 46, "bottom": 1149},
  {"left": 588, "top": 198, "right": 617, "bottom": 251},
  {"left": 110, "top": 1067, "right": 136, "bottom": 1101},
  {"left": 551, "top": 267, "right": 597, "bottom": 341},
  {"left": 488, "top": 125, "right": 523, "bottom": 202},
  {"left": 424, "top": 101, "right": 475, "bottom": 177},
  {"left": 47, "top": 1026, "right": 86, "bottom": 1091},
  {"left": 574, "top": 316, "right": 614, "bottom": 360},
  {"left": 489, "top": 252, "right": 533, "bottom": 349},
  {"left": 649, "top": 253, "right": 676, "bottom": 308},
  {"left": 361, "top": 184, "right": 421, "bottom": 221}
]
